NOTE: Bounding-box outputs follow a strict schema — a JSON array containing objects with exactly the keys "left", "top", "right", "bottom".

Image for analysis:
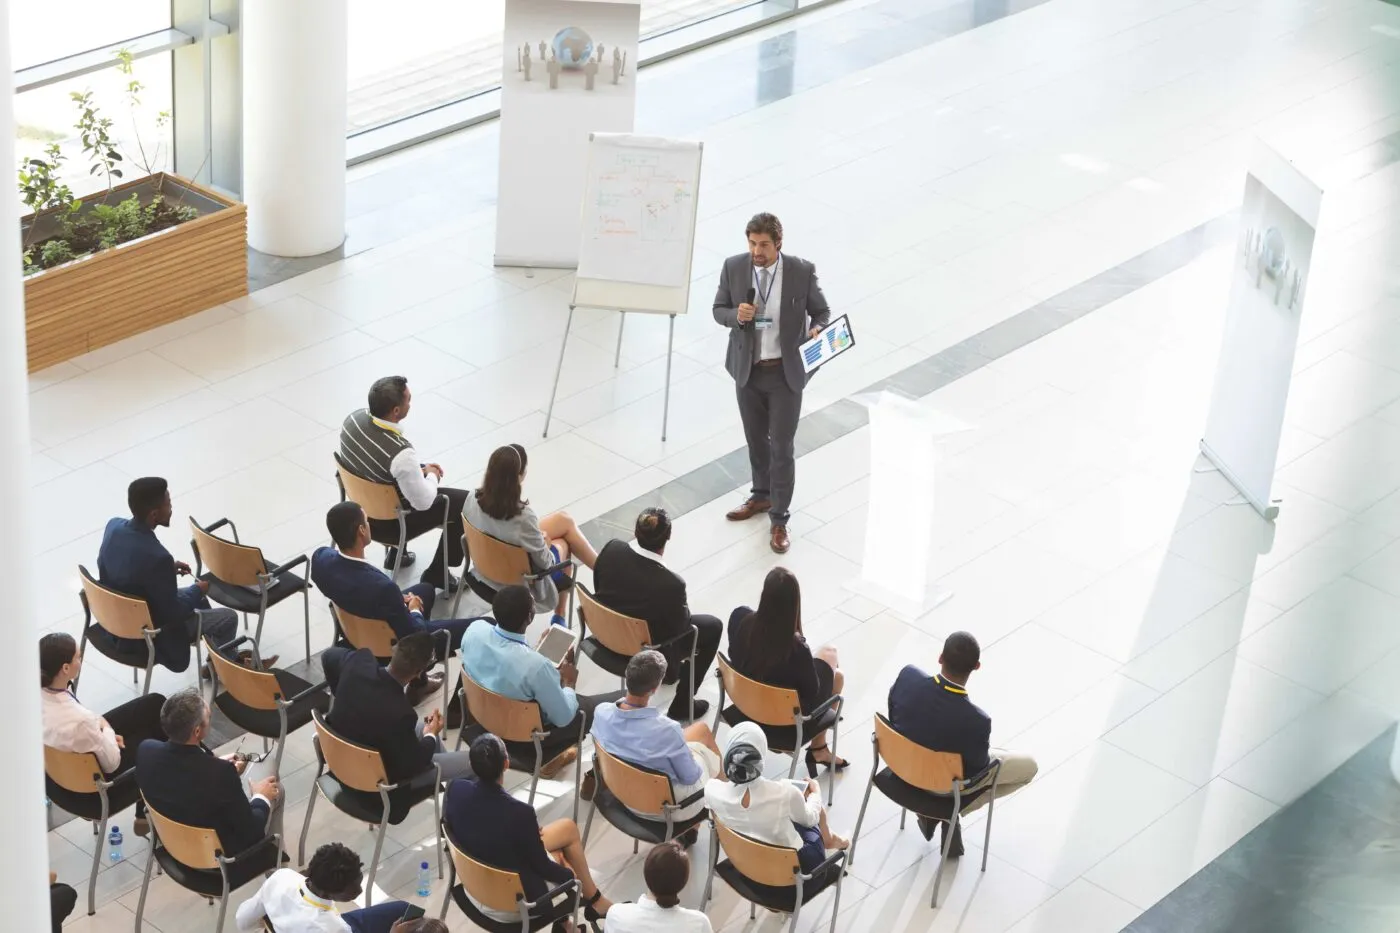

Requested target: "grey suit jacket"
[{"left": 712, "top": 252, "right": 832, "bottom": 391}]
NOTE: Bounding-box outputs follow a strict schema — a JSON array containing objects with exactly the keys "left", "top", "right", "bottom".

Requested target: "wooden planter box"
[{"left": 21, "top": 172, "right": 248, "bottom": 372}]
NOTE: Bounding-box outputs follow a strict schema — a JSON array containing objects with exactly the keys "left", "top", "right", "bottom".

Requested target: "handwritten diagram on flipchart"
[{"left": 580, "top": 145, "right": 699, "bottom": 288}]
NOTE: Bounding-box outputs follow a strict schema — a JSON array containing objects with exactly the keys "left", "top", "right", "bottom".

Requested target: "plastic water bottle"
[
  {"left": 416, "top": 861, "right": 432, "bottom": 897},
  {"left": 108, "top": 827, "right": 123, "bottom": 863}
]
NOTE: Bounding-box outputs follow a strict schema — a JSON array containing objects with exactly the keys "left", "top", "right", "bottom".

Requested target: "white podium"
[
  {"left": 847, "top": 390, "right": 971, "bottom": 617},
  {"left": 495, "top": 0, "right": 641, "bottom": 268}
]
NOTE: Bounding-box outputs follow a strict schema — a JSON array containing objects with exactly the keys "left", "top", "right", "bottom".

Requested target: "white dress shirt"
[
  {"left": 386, "top": 441, "right": 440, "bottom": 512},
  {"left": 234, "top": 868, "right": 352, "bottom": 932},
  {"left": 605, "top": 894, "right": 714, "bottom": 933},
  {"left": 754, "top": 257, "right": 784, "bottom": 361},
  {"left": 704, "top": 774, "right": 822, "bottom": 850},
  {"left": 42, "top": 687, "right": 121, "bottom": 773}
]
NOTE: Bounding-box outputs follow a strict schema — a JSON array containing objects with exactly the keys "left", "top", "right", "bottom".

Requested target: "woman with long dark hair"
[
  {"left": 726, "top": 567, "right": 847, "bottom": 774},
  {"left": 463, "top": 443, "right": 598, "bottom": 624}
]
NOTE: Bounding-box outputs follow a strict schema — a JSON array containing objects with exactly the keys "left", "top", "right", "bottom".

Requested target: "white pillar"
[
  {"left": 0, "top": 2, "right": 55, "bottom": 929},
  {"left": 242, "top": 0, "right": 347, "bottom": 256}
]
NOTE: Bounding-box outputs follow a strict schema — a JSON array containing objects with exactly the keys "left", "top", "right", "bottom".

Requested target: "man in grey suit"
[{"left": 712, "top": 212, "right": 832, "bottom": 554}]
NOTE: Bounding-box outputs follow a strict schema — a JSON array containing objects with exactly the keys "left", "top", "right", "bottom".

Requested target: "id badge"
[{"left": 755, "top": 314, "right": 774, "bottom": 330}]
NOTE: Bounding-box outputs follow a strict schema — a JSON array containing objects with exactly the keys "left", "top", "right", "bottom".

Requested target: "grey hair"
[
  {"left": 160, "top": 688, "right": 207, "bottom": 743},
  {"left": 624, "top": 649, "right": 668, "bottom": 696}
]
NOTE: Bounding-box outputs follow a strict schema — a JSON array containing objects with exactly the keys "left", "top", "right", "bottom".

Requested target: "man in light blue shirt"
[
  {"left": 590, "top": 650, "right": 723, "bottom": 822},
  {"left": 460, "top": 585, "right": 623, "bottom": 751}
]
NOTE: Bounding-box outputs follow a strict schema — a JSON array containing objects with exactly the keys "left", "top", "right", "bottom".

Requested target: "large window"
[
  {"left": 347, "top": 0, "right": 776, "bottom": 134},
  {"left": 11, "top": 0, "right": 171, "bottom": 70}
]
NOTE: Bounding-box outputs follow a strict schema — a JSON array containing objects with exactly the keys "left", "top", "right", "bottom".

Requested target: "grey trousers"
[
  {"left": 414, "top": 719, "right": 476, "bottom": 782},
  {"left": 736, "top": 363, "right": 803, "bottom": 526}
]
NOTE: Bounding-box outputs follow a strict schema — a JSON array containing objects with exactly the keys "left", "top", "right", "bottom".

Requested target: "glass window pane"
[
  {"left": 11, "top": 1, "right": 172, "bottom": 71},
  {"left": 14, "top": 51, "right": 174, "bottom": 206},
  {"left": 641, "top": 0, "right": 767, "bottom": 37}
]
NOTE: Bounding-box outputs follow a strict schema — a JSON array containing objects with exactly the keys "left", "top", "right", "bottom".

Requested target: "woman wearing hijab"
[
  {"left": 703, "top": 722, "right": 848, "bottom": 873},
  {"left": 463, "top": 443, "right": 599, "bottom": 625}
]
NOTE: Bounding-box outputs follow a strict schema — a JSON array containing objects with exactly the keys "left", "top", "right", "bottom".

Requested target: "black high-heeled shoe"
[
  {"left": 805, "top": 746, "right": 850, "bottom": 778},
  {"left": 582, "top": 889, "right": 606, "bottom": 923}
]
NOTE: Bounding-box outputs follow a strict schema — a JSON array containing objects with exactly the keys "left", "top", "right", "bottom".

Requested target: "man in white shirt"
[
  {"left": 338, "top": 376, "right": 467, "bottom": 592},
  {"left": 235, "top": 841, "right": 413, "bottom": 933}
]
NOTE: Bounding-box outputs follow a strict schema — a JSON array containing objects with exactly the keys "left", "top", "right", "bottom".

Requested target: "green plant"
[
  {"left": 116, "top": 48, "right": 170, "bottom": 178},
  {"left": 17, "top": 143, "right": 77, "bottom": 213},
  {"left": 39, "top": 239, "right": 74, "bottom": 267},
  {"left": 71, "top": 89, "right": 123, "bottom": 190},
  {"left": 89, "top": 194, "right": 148, "bottom": 249}
]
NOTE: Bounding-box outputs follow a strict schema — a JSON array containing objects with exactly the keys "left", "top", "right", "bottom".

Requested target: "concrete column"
[
  {"left": 242, "top": 0, "right": 347, "bottom": 256},
  {"left": 0, "top": 2, "right": 55, "bottom": 929}
]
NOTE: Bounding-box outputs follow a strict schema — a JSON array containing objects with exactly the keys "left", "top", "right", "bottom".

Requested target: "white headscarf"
[{"left": 722, "top": 722, "right": 768, "bottom": 784}]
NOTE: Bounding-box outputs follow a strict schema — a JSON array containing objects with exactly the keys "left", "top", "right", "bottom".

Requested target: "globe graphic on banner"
[{"left": 552, "top": 26, "right": 594, "bottom": 68}]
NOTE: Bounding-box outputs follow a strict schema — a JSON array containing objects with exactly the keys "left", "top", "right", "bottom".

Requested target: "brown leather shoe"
[
  {"left": 770, "top": 524, "right": 790, "bottom": 554},
  {"left": 539, "top": 746, "right": 578, "bottom": 779},
  {"left": 406, "top": 672, "right": 445, "bottom": 707},
  {"left": 579, "top": 769, "right": 597, "bottom": 801},
  {"left": 726, "top": 497, "right": 772, "bottom": 521}
]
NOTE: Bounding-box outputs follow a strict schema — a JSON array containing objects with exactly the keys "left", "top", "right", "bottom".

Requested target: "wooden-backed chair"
[
  {"left": 450, "top": 516, "right": 576, "bottom": 619},
  {"left": 134, "top": 798, "right": 281, "bottom": 932},
  {"left": 701, "top": 814, "right": 848, "bottom": 933},
  {"left": 44, "top": 746, "right": 142, "bottom": 916},
  {"left": 848, "top": 714, "right": 1002, "bottom": 907},
  {"left": 437, "top": 827, "right": 580, "bottom": 932},
  {"left": 576, "top": 584, "right": 699, "bottom": 722},
  {"left": 328, "top": 603, "right": 451, "bottom": 712},
  {"left": 297, "top": 711, "right": 443, "bottom": 905},
  {"left": 335, "top": 452, "right": 450, "bottom": 582},
  {"left": 204, "top": 635, "right": 329, "bottom": 778},
  {"left": 714, "top": 653, "right": 844, "bottom": 805},
  {"left": 452, "top": 669, "right": 585, "bottom": 822},
  {"left": 190, "top": 516, "right": 313, "bottom": 662},
  {"left": 580, "top": 740, "right": 708, "bottom": 852},
  {"left": 76, "top": 565, "right": 161, "bottom": 696}
]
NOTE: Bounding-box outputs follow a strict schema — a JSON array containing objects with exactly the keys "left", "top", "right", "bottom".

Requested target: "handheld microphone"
[{"left": 742, "top": 286, "right": 756, "bottom": 329}]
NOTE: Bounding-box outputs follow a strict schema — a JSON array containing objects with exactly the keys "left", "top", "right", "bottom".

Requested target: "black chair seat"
[
  {"left": 720, "top": 704, "right": 841, "bottom": 753},
  {"left": 590, "top": 782, "right": 706, "bottom": 845},
  {"left": 465, "top": 570, "right": 574, "bottom": 606},
  {"left": 83, "top": 624, "right": 150, "bottom": 667},
  {"left": 714, "top": 857, "right": 843, "bottom": 913},
  {"left": 579, "top": 638, "right": 630, "bottom": 677},
  {"left": 45, "top": 775, "right": 141, "bottom": 823},
  {"left": 154, "top": 836, "right": 281, "bottom": 897},
  {"left": 872, "top": 768, "right": 991, "bottom": 821},
  {"left": 315, "top": 772, "right": 434, "bottom": 825},
  {"left": 203, "top": 571, "right": 309, "bottom": 614},
  {"left": 214, "top": 671, "right": 329, "bottom": 739},
  {"left": 450, "top": 882, "right": 575, "bottom": 932}
]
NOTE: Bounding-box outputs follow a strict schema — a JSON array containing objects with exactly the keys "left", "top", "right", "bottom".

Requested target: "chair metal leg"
[
  {"left": 214, "top": 885, "right": 229, "bottom": 932},
  {"left": 981, "top": 797, "right": 995, "bottom": 873},
  {"left": 931, "top": 813, "right": 958, "bottom": 909},
  {"left": 528, "top": 766, "right": 540, "bottom": 807},
  {"left": 847, "top": 775, "right": 876, "bottom": 867},
  {"left": 302, "top": 585, "right": 311, "bottom": 663},
  {"left": 297, "top": 784, "right": 319, "bottom": 866},
  {"left": 433, "top": 773, "right": 444, "bottom": 879},
  {"left": 87, "top": 813, "right": 109, "bottom": 915},
  {"left": 365, "top": 814, "right": 390, "bottom": 907},
  {"left": 827, "top": 721, "right": 840, "bottom": 807},
  {"left": 582, "top": 796, "right": 597, "bottom": 846},
  {"left": 827, "top": 863, "right": 847, "bottom": 933},
  {"left": 750, "top": 902, "right": 757, "bottom": 919},
  {"left": 133, "top": 832, "right": 157, "bottom": 933},
  {"left": 439, "top": 857, "right": 456, "bottom": 920},
  {"left": 791, "top": 875, "right": 803, "bottom": 933},
  {"left": 899, "top": 809, "right": 907, "bottom": 830},
  {"left": 702, "top": 822, "right": 719, "bottom": 907}
]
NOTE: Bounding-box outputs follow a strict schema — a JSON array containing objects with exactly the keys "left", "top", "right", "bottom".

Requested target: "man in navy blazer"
[
  {"left": 135, "top": 690, "right": 280, "bottom": 856},
  {"left": 313, "top": 501, "right": 480, "bottom": 652},
  {"left": 96, "top": 477, "right": 241, "bottom": 674},
  {"left": 888, "top": 631, "right": 1038, "bottom": 854}
]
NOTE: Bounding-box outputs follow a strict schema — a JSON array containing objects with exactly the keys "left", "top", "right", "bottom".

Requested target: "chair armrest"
[
  {"left": 802, "top": 693, "right": 843, "bottom": 724},
  {"left": 960, "top": 757, "right": 1002, "bottom": 790},
  {"left": 528, "top": 877, "right": 579, "bottom": 911},
  {"left": 202, "top": 517, "right": 236, "bottom": 537},
  {"left": 801, "top": 847, "right": 847, "bottom": 880},
  {"left": 285, "top": 681, "right": 329, "bottom": 705},
  {"left": 525, "top": 557, "right": 575, "bottom": 583},
  {"left": 266, "top": 553, "right": 309, "bottom": 576},
  {"left": 647, "top": 623, "right": 698, "bottom": 654},
  {"left": 216, "top": 633, "right": 254, "bottom": 655},
  {"left": 674, "top": 786, "right": 708, "bottom": 810},
  {"left": 221, "top": 833, "right": 279, "bottom": 865},
  {"left": 107, "top": 767, "right": 138, "bottom": 790}
]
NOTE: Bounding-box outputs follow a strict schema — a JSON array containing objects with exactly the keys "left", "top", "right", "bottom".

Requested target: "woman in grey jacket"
[{"left": 463, "top": 443, "right": 598, "bottom": 624}]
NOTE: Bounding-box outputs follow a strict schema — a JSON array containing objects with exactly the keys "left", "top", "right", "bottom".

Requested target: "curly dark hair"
[{"left": 305, "top": 842, "right": 364, "bottom": 899}]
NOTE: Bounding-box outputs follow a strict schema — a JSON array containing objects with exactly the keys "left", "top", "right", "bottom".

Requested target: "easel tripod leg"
[
  {"left": 543, "top": 305, "right": 575, "bottom": 438},
  {"left": 661, "top": 314, "right": 675, "bottom": 442}
]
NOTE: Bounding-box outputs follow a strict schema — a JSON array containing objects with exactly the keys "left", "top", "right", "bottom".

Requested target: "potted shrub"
[{"left": 18, "top": 51, "right": 247, "bottom": 372}]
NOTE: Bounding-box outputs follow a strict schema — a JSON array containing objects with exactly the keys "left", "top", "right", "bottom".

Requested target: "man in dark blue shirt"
[
  {"left": 96, "top": 477, "right": 242, "bottom": 675},
  {"left": 888, "top": 631, "right": 1038, "bottom": 854}
]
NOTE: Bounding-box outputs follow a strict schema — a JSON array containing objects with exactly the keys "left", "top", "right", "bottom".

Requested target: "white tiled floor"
[{"left": 36, "top": 0, "right": 1400, "bottom": 929}]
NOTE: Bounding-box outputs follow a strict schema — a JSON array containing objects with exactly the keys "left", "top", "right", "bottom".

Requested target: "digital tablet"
[
  {"left": 799, "top": 314, "right": 856, "bottom": 373},
  {"left": 536, "top": 626, "right": 578, "bottom": 667}
]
